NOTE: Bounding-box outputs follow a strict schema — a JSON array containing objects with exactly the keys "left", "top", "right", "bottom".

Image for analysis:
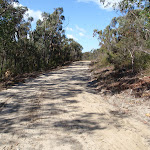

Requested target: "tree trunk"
[{"left": 128, "top": 49, "right": 134, "bottom": 72}]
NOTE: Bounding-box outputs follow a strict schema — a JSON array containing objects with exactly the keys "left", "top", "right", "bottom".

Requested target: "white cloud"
[
  {"left": 75, "top": 25, "right": 86, "bottom": 33},
  {"left": 13, "top": 2, "right": 42, "bottom": 26},
  {"left": 66, "top": 27, "right": 73, "bottom": 31},
  {"left": 76, "top": 0, "right": 122, "bottom": 10},
  {"left": 67, "top": 34, "right": 78, "bottom": 41},
  {"left": 13, "top": 2, "right": 22, "bottom": 7},
  {"left": 79, "top": 32, "right": 85, "bottom": 37},
  {"left": 25, "top": 9, "right": 42, "bottom": 21}
]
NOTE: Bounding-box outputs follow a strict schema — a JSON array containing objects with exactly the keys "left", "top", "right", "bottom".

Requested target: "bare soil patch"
[
  {"left": 90, "top": 64, "right": 150, "bottom": 125},
  {"left": 0, "top": 62, "right": 72, "bottom": 91},
  {"left": 0, "top": 61, "right": 149, "bottom": 150}
]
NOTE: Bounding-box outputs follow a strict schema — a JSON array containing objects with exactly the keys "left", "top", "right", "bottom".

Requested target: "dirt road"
[{"left": 0, "top": 61, "right": 150, "bottom": 150}]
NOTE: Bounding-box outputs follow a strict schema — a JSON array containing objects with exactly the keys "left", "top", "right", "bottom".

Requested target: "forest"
[
  {"left": 84, "top": 0, "right": 150, "bottom": 74},
  {"left": 1, "top": 0, "right": 150, "bottom": 80},
  {"left": 0, "top": 0, "right": 83, "bottom": 79}
]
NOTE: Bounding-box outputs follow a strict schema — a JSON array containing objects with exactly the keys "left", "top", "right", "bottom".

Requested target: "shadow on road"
[{"left": 0, "top": 61, "right": 128, "bottom": 145}]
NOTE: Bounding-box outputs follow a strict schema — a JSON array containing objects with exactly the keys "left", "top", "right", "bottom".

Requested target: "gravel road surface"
[{"left": 0, "top": 61, "right": 149, "bottom": 150}]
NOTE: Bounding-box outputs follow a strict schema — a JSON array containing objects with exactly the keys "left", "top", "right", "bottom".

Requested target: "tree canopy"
[
  {"left": 93, "top": 0, "right": 150, "bottom": 72},
  {"left": 0, "top": 1, "right": 83, "bottom": 78}
]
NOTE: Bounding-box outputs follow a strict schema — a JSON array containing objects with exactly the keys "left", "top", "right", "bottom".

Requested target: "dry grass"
[{"left": 90, "top": 63, "right": 150, "bottom": 124}]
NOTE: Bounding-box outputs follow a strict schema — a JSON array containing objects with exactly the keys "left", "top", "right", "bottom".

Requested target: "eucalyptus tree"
[
  {"left": 67, "top": 38, "right": 83, "bottom": 61},
  {"left": 94, "top": 10, "right": 150, "bottom": 71},
  {"left": 100, "top": 0, "right": 150, "bottom": 37},
  {"left": 33, "top": 7, "right": 65, "bottom": 68},
  {"left": 0, "top": 0, "right": 19, "bottom": 16},
  {"left": 0, "top": 2, "right": 83, "bottom": 78},
  {"left": 93, "top": 0, "right": 150, "bottom": 72},
  {"left": 0, "top": 0, "right": 28, "bottom": 76},
  {"left": 0, "top": 0, "right": 40, "bottom": 76}
]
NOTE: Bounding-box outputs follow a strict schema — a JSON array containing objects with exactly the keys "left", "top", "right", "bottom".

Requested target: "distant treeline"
[
  {"left": 90, "top": 0, "right": 150, "bottom": 73},
  {"left": 0, "top": 0, "right": 83, "bottom": 78}
]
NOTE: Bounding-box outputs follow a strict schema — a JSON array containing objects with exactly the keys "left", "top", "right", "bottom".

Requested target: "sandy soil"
[{"left": 0, "top": 61, "right": 150, "bottom": 150}]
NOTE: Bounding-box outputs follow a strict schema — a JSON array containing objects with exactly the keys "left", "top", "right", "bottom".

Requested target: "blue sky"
[{"left": 18, "top": 0, "right": 121, "bottom": 52}]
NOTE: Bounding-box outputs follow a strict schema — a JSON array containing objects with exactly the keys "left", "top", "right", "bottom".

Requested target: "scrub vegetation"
[{"left": 0, "top": 0, "right": 83, "bottom": 80}]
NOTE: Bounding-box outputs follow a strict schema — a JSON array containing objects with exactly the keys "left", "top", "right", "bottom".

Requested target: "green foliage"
[
  {"left": 82, "top": 52, "right": 92, "bottom": 60},
  {"left": 94, "top": 0, "right": 150, "bottom": 72},
  {"left": 134, "top": 52, "right": 150, "bottom": 71},
  {"left": 0, "top": 1, "right": 83, "bottom": 78}
]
